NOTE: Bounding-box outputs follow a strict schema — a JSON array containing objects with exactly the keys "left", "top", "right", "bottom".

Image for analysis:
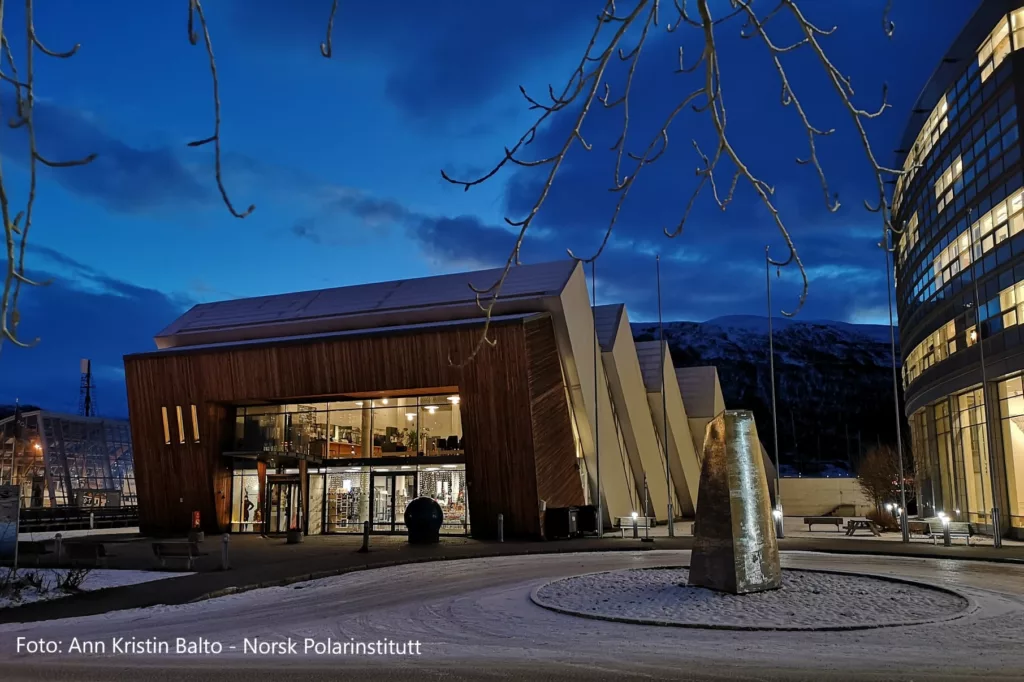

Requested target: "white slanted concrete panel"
[
  {"left": 675, "top": 367, "right": 725, "bottom": 419},
  {"left": 594, "top": 304, "right": 668, "bottom": 521},
  {"left": 636, "top": 341, "right": 700, "bottom": 517},
  {"left": 675, "top": 367, "right": 725, "bottom": 474},
  {"left": 675, "top": 364, "right": 777, "bottom": 506},
  {"left": 550, "top": 267, "right": 635, "bottom": 525}
]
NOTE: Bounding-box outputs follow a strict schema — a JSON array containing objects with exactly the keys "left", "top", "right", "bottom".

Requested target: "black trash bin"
[
  {"left": 404, "top": 496, "right": 444, "bottom": 544},
  {"left": 576, "top": 505, "right": 599, "bottom": 535},
  {"left": 545, "top": 507, "right": 580, "bottom": 539}
]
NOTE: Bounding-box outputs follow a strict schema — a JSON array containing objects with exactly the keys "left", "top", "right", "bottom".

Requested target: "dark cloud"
[
  {"left": 0, "top": 95, "right": 210, "bottom": 213},
  {"left": 228, "top": 0, "right": 594, "bottom": 124},
  {"left": 0, "top": 246, "right": 192, "bottom": 417}
]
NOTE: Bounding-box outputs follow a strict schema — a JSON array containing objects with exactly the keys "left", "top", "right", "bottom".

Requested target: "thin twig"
[{"left": 186, "top": 0, "right": 254, "bottom": 219}]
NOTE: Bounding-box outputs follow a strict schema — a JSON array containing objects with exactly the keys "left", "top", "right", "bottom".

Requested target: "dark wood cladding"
[
  {"left": 124, "top": 316, "right": 580, "bottom": 539},
  {"left": 525, "top": 318, "right": 585, "bottom": 513}
]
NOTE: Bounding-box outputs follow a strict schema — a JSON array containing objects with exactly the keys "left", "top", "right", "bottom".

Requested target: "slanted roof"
[
  {"left": 155, "top": 260, "right": 579, "bottom": 350},
  {"left": 634, "top": 340, "right": 669, "bottom": 392},
  {"left": 592, "top": 304, "right": 624, "bottom": 352},
  {"left": 675, "top": 367, "right": 724, "bottom": 418}
]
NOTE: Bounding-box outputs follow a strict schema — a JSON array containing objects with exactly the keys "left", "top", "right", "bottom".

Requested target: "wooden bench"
[
  {"left": 845, "top": 519, "right": 881, "bottom": 536},
  {"left": 152, "top": 541, "right": 204, "bottom": 570},
  {"left": 804, "top": 516, "right": 843, "bottom": 532},
  {"left": 927, "top": 520, "right": 972, "bottom": 545},
  {"left": 65, "top": 542, "right": 108, "bottom": 567},
  {"left": 617, "top": 516, "right": 653, "bottom": 537}
]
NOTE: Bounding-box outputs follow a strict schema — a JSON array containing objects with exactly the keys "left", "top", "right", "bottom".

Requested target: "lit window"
[
  {"left": 175, "top": 406, "right": 186, "bottom": 444},
  {"left": 161, "top": 407, "right": 171, "bottom": 445},
  {"left": 190, "top": 404, "right": 201, "bottom": 443}
]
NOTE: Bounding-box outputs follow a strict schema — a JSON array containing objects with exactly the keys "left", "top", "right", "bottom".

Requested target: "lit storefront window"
[
  {"left": 952, "top": 389, "right": 995, "bottom": 525},
  {"left": 998, "top": 377, "right": 1024, "bottom": 529}
]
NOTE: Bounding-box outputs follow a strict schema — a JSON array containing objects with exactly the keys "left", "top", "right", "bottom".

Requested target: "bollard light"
[
  {"left": 631, "top": 511, "right": 639, "bottom": 519},
  {"left": 631, "top": 511, "right": 639, "bottom": 539},
  {"left": 772, "top": 507, "right": 785, "bottom": 539}
]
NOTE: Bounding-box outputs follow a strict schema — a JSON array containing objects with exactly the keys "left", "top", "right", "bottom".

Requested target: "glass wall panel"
[
  {"left": 230, "top": 468, "right": 260, "bottom": 533},
  {"left": 953, "top": 388, "right": 995, "bottom": 523},
  {"left": 323, "top": 468, "right": 370, "bottom": 532},
  {"left": 932, "top": 401, "right": 959, "bottom": 515},
  {"left": 998, "top": 376, "right": 1024, "bottom": 529},
  {"left": 418, "top": 465, "right": 469, "bottom": 534},
  {"left": 235, "top": 394, "right": 464, "bottom": 461},
  {"left": 418, "top": 395, "right": 463, "bottom": 456}
]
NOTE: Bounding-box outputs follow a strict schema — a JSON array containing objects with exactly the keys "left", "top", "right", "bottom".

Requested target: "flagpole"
[
  {"left": 657, "top": 255, "right": 674, "bottom": 536},
  {"left": 766, "top": 246, "right": 784, "bottom": 539},
  {"left": 592, "top": 259, "right": 603, "bottom": 537}
]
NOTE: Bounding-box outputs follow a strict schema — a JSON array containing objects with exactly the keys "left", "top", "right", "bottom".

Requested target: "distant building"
[
  {"left": 0, "top": 408, "right": 136, "bottom": 508},
  {"left": 895, "top": 1, "right": 1024, "bottom": 538},
  {"left": 124, "top": 260, "right": 766, "bottom": 539}
]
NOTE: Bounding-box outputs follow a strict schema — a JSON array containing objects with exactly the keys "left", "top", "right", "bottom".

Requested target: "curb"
[
  {"left": 191, "top": 543, "right": 661, "bottom": 603},
  {"left": 780, "top": 545, "right": 1024, "bottom": 565},
  {"left": 528, "top": 565, "right": 979, "bottom": 632}
]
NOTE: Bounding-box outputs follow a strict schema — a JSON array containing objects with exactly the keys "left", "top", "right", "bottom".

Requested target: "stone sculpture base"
[{"left": 688, "top": 410, "right": 781, "bottom": 594}]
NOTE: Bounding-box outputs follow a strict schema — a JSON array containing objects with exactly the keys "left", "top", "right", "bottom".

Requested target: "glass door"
[
  {"left": 371, "top": 474, "right": 393, "bottom": 532},
  {"left": 265, "top": 477, "right": 302, "bottom": 535},
  {"left": 370, "top": 473, "right": 418, "bottom": 532}
]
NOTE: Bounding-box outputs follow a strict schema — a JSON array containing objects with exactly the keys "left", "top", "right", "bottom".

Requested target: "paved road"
[{"left": 1, "top": 550, "right": 1023, "bottom": 681}]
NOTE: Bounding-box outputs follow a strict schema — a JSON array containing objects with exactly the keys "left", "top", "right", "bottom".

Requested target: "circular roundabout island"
[{"left": 531, "top": 566, "right": 972, "bottom": 631}]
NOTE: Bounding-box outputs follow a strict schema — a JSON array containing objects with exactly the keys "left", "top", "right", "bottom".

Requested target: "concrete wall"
[
  {"left": 779, "top": 477, "right": 873, "bottom": 517},
  {"left": 553, "top": 268, "right": 635, "bottom": 524},
  {"left": 601, "top": 307, "right": 670, "bottom": 521},
  {"left": 637, "top": 341, "right": 700, "bottom": 517}
]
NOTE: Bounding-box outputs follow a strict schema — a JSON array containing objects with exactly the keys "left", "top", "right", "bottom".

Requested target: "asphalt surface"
[{"left": 2, "top": 550, "right": 1024, "bottom": 681}]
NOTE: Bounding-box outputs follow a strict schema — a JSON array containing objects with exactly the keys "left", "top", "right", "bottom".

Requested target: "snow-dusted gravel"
[
  {"left": 0, "top": 550, "right": 1022, "bottom": 681},
  {"left": 532, "top": 567, "right": 970, "bottom": 629}
]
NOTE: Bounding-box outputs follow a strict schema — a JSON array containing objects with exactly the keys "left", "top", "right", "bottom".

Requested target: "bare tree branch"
[
  {"left": 320, "top": 0, "right": 340, "bottom": 58},
  {"left": 440, "top": 0, "right": 912, "bottom": 361},
  {"left": 186, "top": 0, "right": 254, "bottom": 219},
  {"left": 0, "top": 0, "right": 96, "bottom": 353}
]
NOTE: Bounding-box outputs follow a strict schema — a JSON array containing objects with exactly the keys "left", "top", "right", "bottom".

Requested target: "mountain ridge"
[{"left": 631, "top": 315, "right": 903, "bottom": 475}]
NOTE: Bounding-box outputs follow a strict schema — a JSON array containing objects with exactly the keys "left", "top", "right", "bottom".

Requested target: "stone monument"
[{"left": 688, "top": 410, "right": 782, "bottom": 594}]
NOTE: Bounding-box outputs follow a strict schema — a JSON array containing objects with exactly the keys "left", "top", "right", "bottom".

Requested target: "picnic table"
[{"left": 845, "top": 519, "right": 881, "bottom": 536}]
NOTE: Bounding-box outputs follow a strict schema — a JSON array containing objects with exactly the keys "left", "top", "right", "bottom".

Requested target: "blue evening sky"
[{"left": 0, "top": 0, "right": 978, "bottom": 415}]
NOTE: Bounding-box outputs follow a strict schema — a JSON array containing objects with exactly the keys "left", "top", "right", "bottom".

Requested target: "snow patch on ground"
[
  {"left": 0, "top": 569, "right": 192, "bottom": 610},
  {"left": 532, "top": 567, "right": 969, "bottom": 630}
]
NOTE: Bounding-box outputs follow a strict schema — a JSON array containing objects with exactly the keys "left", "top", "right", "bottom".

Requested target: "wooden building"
[{"left": 124, "top": 260, "right": 755, "bottom": 539}]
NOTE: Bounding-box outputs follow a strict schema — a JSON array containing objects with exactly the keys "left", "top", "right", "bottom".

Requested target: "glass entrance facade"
[{"left": 228, "top": 393, "right": 470, "bottom": 536}]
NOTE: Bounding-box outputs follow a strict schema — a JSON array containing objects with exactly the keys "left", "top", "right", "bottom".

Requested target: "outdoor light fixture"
[
  {"left": 941, "top": 515, "right": 950, "bottom": 526},
  {"left": 886, "top": 503, "right": 894, "bottom": 512},
  {"left": 772, "top": 509, "right": 783, "bottom": 520},
  {"left": 631, "top": 511, "right": 639, "bottom": 519}
]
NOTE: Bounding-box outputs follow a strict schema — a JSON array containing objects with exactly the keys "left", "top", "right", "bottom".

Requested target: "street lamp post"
[
  {"left": 765, "top": 246, "right": 784, "bottom": 539},
  {"left": 882, "top": 227, "right": 910, "bottom": 543}
]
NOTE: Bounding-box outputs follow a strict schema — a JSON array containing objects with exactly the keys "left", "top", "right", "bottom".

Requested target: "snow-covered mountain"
[{"left": 631, "top": 315, "right": 902, "bottom": 475}]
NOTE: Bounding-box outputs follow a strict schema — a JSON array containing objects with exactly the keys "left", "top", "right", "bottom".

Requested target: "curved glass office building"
[{"left": 896, "top": 0, "right": 1024, "bottom": 538}]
